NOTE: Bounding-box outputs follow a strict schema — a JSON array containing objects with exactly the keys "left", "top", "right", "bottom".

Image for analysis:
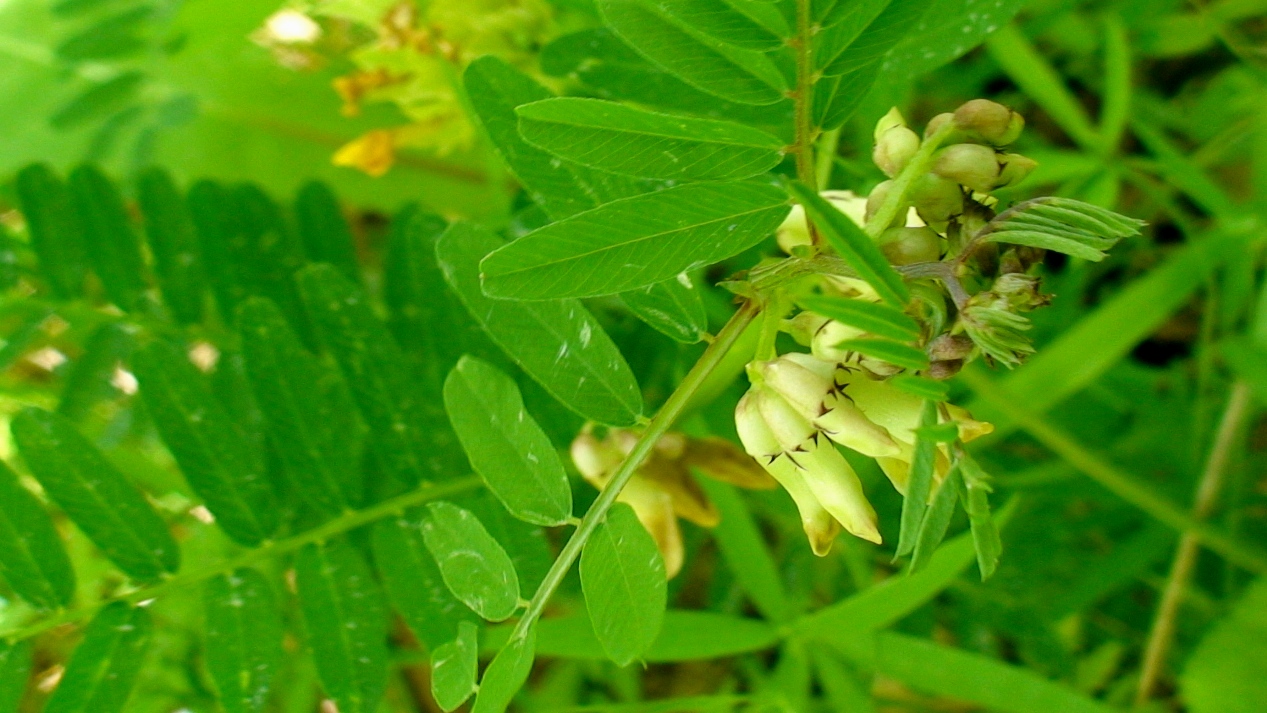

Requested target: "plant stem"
[
  {"left": 1135, "top": 381, "right": 1253, "bottom": 705},
  {"left": 791, "top": 0, "right": 817, "bottom": 191},
  {"left": 815, "top": 127, "right": 841, "bottom": 188},
  {"left": 508, "top": 301, "right": 760, "bottom": 642},
  {"left": 2, "top": 476, "right": 484, "bottom": 642}
]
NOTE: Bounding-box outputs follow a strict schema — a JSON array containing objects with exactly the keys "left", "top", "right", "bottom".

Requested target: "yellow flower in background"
[
  {"left": 571, "top": 428, "right": 775, "bottom": 578},
  {"left": 258, "top": 0, "right": 557, "bottom": 172}
]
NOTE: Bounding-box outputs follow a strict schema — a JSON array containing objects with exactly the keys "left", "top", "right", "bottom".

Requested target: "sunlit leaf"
[
  {"left": 422, "top": 501, "right": 521, "bottom": 622},
  {"left": 430, "top": 621, "right": 479, "bottom": 712}
]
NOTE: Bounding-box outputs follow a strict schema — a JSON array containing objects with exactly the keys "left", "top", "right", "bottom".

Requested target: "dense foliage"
[{"left": 0, "top": 1, "right": 1265, "bottom": 713}]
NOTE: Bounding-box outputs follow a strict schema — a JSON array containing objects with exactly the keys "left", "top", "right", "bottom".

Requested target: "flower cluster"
[
  {"left": 571, "top": 428, "right": 775, "bottom": 577},
  {"left": 736, "top": 353, "right": 991, "bottom": 554}
]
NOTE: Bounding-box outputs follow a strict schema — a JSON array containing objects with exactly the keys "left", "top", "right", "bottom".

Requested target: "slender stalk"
[
  {"left": 1135, "top": 381, "right": 1253, "bottom": 705},
  {"left": 815, "top": 128, "right": 841, "bottom": 188},
  {"left": 2, "top": 476, "right": 484, "bottom": 642},
  {"left": 791, "top": 0, "right": 817, "bottom": 190},
  {"left": 508, "top": 302, "right": 761, "bottom": 642}
]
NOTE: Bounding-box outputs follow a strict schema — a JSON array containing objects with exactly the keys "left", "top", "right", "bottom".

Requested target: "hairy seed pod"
[{"left": 953, "top": 99, "right": 1024, "bottom": 145}]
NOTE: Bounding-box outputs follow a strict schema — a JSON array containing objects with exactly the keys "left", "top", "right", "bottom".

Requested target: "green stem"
[
  {"left": 791, "top": 0, "right": 817, "bottom": 190},
  {"left": 865, "top": 121, "right": 956, "bottom": 240},
  {"left": 1136, "top": 381, "right": 1253, "bottom": 704},
  {"left": 508, "top": 301, "right": 761, "bottom": 642},
  {"left": 815, "top": 128, "right": 842, "bottom": 188},
  {"left": 2, "top": 476, "right": 483, "bottom": 642}
]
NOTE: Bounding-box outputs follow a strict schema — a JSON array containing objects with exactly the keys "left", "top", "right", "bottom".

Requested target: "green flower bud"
[
  {"left": 756, "top": 386, "right": 818, "bottom": 452},
  {"left": 757, "top": 353, "right": 834, "bottom": 421},
  {"left": 874, "top": 125, "right": 921, "bottom": 177},
  {"left": 865, "top": 180, "right": 894, "bottom": 225},
  {"left": 810, "top": 319, "right": 865, "bottom": 362},
  {"left": 908, "top": 173, "right": 964, "bottom": 223},
  {"left": 924, "top": 112, "right": 955, "bottom": 140},
  {"left": 995, "top": 153, "right": 1038, "bottom": 188},
  {"left": 858, "top": 354, "right": 905, "bottom": 378},
  {"left": 874, "top": 107, "right": 908, "bottom": 141},
  {"left": 933, "top": 143, "right": 1001, "bottom": 193},
  {"left": 927, "top": 334, "right": 974, "bottom": 361},
  {"left": 784, "top": 311, "right": 830, "bottom": 347},
  {"left": 953, "top": 99, "right": 1024, "bottom": 145},
  {"left": 879, "top": 226, "right": 942, "bottom": 265},
  {"left": 992, "top": 272, "right": 1050, "bottom": 310},
  {"left": 928, "top": 359, "right": 964, "bottom": 380}
]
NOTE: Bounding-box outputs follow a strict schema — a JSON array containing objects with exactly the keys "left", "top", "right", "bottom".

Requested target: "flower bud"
[
  {"left": 571, "top": 430, "right": 622, "bottom": 483},
  {"left": 879, "top": 226, "right": 942, "bottom": 265},
  {"left": 793, "top": 435, "right": 881, "bottom": 543},
  {"left": 933, "top": 144, "right": 1001, "bottom": 193},
  {"left": 758, "top": 352, "right": 835, "bottom": 419},
  {"left": 927, "top": 334, "right": 974, "bottom": 361},
  {"left": 953, "top": 99, "right": 1024, "bottom": 145},
  {"left": 908, "top": 173, "right": 964, "bottom": 223},
  {"left": 874, "top": 125, "right": 921, "bottom": 177},
  {"left": 811, "top": 319, "right": 865, "bottom": 362},
  {"left": 765, "top": 454, "right": 842, "bottom": 556},
  {"left": 784, "top": 311, "right": 830, "bottom": 347},
  {"left": 995, "top": 153, "right": 1038, "bottom": 188},
  {"left": 858, "top": 355, "right": 905, "bottom": 378},
  {"left": 993, "top": 272, "right": 1049, "bottom": 309},
  {"left": 924, "top": 112, "right": 955, "bottom": 139},
  {"left": 865, "top": 180, "right": 902, "bottom": 226},
  {"left": 683, "top": 436, "right": 777, "bottom": 490},
  {"left": 736, "top": 390, "right": 782, "bottom": 458},
  {"left": 756, "top": 388, "right": 817, "bottom": 452},
  {"left": 873, "top": 106, "right": 907, "bottom": 141},
  {"left": 946, "top": 403, "right": 994, "bottom": 442},
  {"left": 814, "top": 388, "right": 900, "bottom": 458},
  {"left": 928, "top": 359, "right": 963, "bottom": 380}
]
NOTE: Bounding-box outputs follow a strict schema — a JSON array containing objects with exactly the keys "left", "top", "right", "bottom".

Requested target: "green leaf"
[
  {"left": 983, "top": 197, "right": 1143, "bottom": 261},
  {"left": 816, "top": 67, "right": 882, "bottom": 131},
  {"left": 204, "top": 569, "right": 284, "bottom": 713},
  {"left": 1181, "top": 577, "right": 1267, "bottom": 713},
  {"left": 187, "top": 180, "right": 250, "bottom": 321},
  {"left": 0, "top": 459, "right": 75, "bottom": 610},
  {"left": 298, "top": 264, "right": 462, "bottom": 486},
  {"left": 11, "top": 408, "right": 179, "bottom": 582},
  {"left": 812, "top": 648, "right": 876, "bottom": 713},
  {"left": 383, "top": 208, "right": 456, "bottom": 364},
  {"left": 889, "top": 374, "right": 949, "bottom": 402},
  {"left": 430, "top": 621, "right": 479, "bottom": 712},
  {"left": 786, "top": 180, "right": 909, "bottom": 307},
  {"left": 836, "top": 339, "right": 929, "bottom": 370},
  {"left": 481, "top": 181, "right": 788, "bottom": 300},
  {"left": 539, "top": 29, "right": 793, "bottom": 128},
  {"left": 0, "top": 640, "right": 31, "bottom": 713},
  {"left": 69, "top": 165, "right": 148, "bottom": 311},
  {"left": 698, "top": 479, "right": 790, "bottom": 622},
  {"left": 49, "top": 72, "right": 145, "bottom": 131},
  {"left": 294, "top": 181, "right": 361, "bottom": 284},
  {"left": 819, "top": 0, "right": 928, "bottom": 76},
  {"left": 135, "top": 167, "right": 206, "bottom": 324},
  {"left": 581, "top": 502, "right": 667, "bottom": 666},
  {"left": 516, "top": 98, "right": 784, "bottom": 181},
  {"left": 436, "top": 222, "right": 643, "bottom": 426},
  {"left": 799, "top": 295, "right": 920, "bottom": 341},
  {"left": 599, "top": 0, "right": 788, "bottom": 106},
  {"left": 463, "top": 57, "right": 604, "bottom": 221},
  {"left": 57, "top": 322, "right": 134, "bottom": 423},
  {"left": 956, "top": 453, "right": 1000, "bottom": 580},
  {"left": 44, "top": 603, "right": 153, "bottom": 713},
  {"left": 658, "top": 0, "right": 786, "bottom": 50},
  {"left": 620, "top": 276, "right": 709, "bottom": 344},
  {"left": 371, "top": 514, "right": 473, "bottom": 650},
  {"left": 444, "top": 356, "right": 572, "bottom": 527},
  {"left": 896, "top": 401, "right": 938, "bottom": 558},
  {"left": 54, "top": 6, "right": 150, "bottom": 61},
  {"left": 228, "top": 184, "right": 311, "bottom": 340},
  {"left": 132, "top": 340, "right": 278, "bottom": 546},
  {"left": 813, "top": 0, "right": 890, "bottom": 68},
  {"left": 909, "top": 466, "right": 961, "bottom": 573},
  {"left": 881, "top": 0, "right": 1027, "bottom": 80},
  {"left": 236, "top": 298, "right": 361, "bottom": 515},
  {"left": 471, "top": 628, "right": 536, "bottom": 713},
  {"left": 422, "top": 501, "right": 521, "bottom": 622},
  {"left": 874, "top": 633, "right": 1115, "bottom": 713},
  {"left": 15, "top": 164, "right": 89, "bottom": 298},
  {"left": 294, "top": 540, "right": 390, "bottom": 713}
]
